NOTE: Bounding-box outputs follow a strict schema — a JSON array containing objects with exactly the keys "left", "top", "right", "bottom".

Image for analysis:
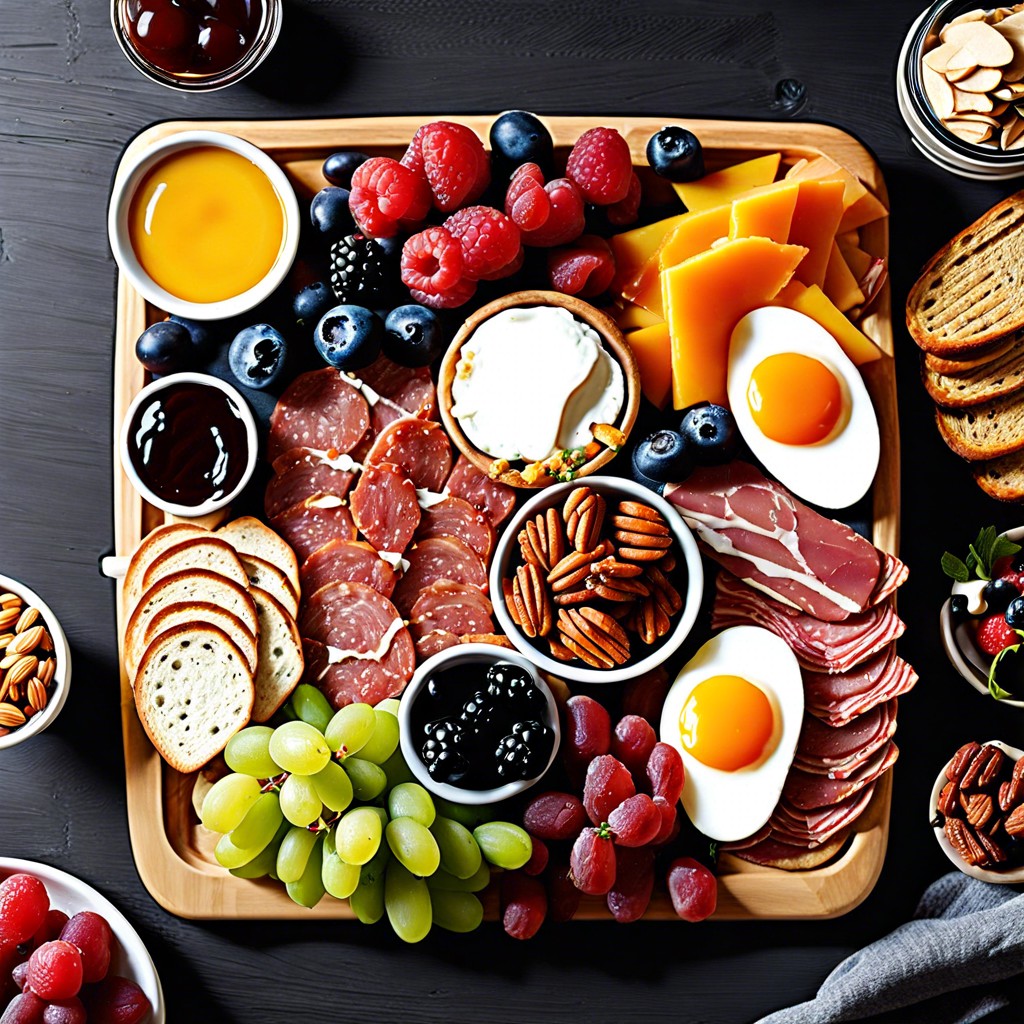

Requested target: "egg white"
[
  {"left": 659, "top": 625, "right": 804, "bottom": 843},
  {"left": 727, "top": 306, "right": 880, "bottom": 509}
]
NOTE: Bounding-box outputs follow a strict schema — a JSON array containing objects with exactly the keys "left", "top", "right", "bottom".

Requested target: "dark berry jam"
[{"left": 128, "top": 380, "right": 250, "bottom": 508}]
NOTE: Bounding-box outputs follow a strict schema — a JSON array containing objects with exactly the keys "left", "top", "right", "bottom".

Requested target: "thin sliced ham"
[
  {"left": 793, "top": 700, "right": 897, "bottom": 779},
  {"left": 392, "top": 536, "right": 488, "bottom": 617},
  {"left": 769, "top": 782, "right": 877, "bottom": 847},
  {"left": 265, "top": 447, "right": 356, "bottom": 519},
  {"left": 870, "top": 552, "right": 910, "bottom": 607},
  {"left": 804, "top": 652, "right": 918, "bottom": 728},
  {"left": 271, "top": 497, "right": 357, "bottom": 564},
  {"left": 366, "top": 419, "right": 452, "bottom": 492},
  {"left": 781, "top": 741, "right": 898, "bottom": 811},
  {"left": 416, "top": 496, "right": 494, "bottom": 560},
  {"left": 299, "top": 539, "right": 398, "bottom": 599},
  {"left": 356, "top": 355, "right": 437, "bottom": 434},
  {"left": 349, "top": 462, "right": 421, "bottom": 556}
]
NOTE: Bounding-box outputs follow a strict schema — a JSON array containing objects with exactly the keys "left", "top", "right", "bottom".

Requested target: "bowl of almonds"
[
  {"left": 0, "top": 573, "right": 71, "bottom": 749},
  {"left": 490, "top": 476, "right": 703, "bottom": 684}
]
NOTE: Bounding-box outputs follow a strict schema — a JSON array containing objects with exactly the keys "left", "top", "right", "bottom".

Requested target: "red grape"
[
  {"left": 501, "top": 872, "right": 548, "bottom": 940},
  {"left": 583, "top": 755, "right": 635, "bottom": 825},
  {"left": 0, "top": 992, "right": 46, "bottom": 1024},
  {"left": 563, "top": 695, "right": 610, "bottom": 768},
  {"left": 651, "top": 795, "right": 678, "bottom": 845},
  {"left": 569, "top": 827, "right": 616, "bottom": 895},
  {"left": 523, "top": 791, "right": 586, "bottom": 841},
  {"left": 522, "top": 836, "right": 550, "bottom": 877},
  {"left": 41, "top": 1000, "right": 86, "bottom": 1024},
  {"left": 60, "top": 912, "right": 112, "bottom": 984},
  {"left": 606, "top": 846, "right": 655, "bottom": 923},
  {"left": 0, "top": 875, "right": 50, "bottom": 944},
  {"left": 547, "top": 863, "right": 581, "bottom": 923},
  {"left": 667, "top": 857, "right": 718, "bottom": 922},
  {"left": 621, "top": 667, "right": 669, "bottom": 724},
  {"left": 646, "top": 742, "right": 684, "bottom": 804},
  {"left": 82, "top": 976, "right": 153, "bottom": 1024},
  {"left": 610, "top": 715, "right": 657, "bottom": 777},
  {"left": 12, "top": 961, "right": 29, "bottom": 990},
  {"left": 607, "top": 793, "right": 661, "bottom": 847},
  {"left": 32, "top": 911, "right": 69, "bottom": 947},
  {"left": 25, "top": 941, "right": 83, "bottom": 1002}
]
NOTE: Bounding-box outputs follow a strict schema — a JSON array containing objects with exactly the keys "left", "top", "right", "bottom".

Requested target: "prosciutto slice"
[
  {"left": 870, "top": 552, "right": 910, "bottom": 607},
  {"left": 666, "top": 462, "right": 883, "bottom": 622},
  {"left": 768, "top": 782, "right": 877, "bottom": 847},
  {"left": 803, "top": 650, "right": 918, "bottom": 727},
  {"left": 782, "top": 741, "right": 898, "bottom": 811},
  {"left": 793, "top": 700, "right": 898, "bottom": 779}
]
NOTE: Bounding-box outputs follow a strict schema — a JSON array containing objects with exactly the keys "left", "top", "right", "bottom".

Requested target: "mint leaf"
[
  {"left": 991, "top": 534, "right": 1022, "bottom": 566},
  {"left": 974, "top": 526, "right": 1000, "bottom": 576},
  {"left": 967, "top": 543, "right": 988, "bottom": 580},
  {"left": 941, "top": 552, "right": 970, "bottom": 582}
]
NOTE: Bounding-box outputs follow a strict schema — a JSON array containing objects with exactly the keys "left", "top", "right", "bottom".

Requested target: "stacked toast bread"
[
  {"left": 120, "top": 516, "right": 304, "bottom": 772},
  {"left": 907, "top": 191, "right": 1024, "bottom": 500}
]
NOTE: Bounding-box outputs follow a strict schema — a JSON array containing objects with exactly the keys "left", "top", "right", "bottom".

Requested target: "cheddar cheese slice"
[
  {"left": 728, "top": 181, "right": 799, "bottom": 241},
  {"left": 787, "top": 179, "right": 846, "bottom": 290},
  {"left": 772, "top": 281, "right": 882, "bottom": 365},
  {"left": 625, "top": 322, "right": 672, "bottom": 409},
  {"left": 823, "top": 241, "right": 865, "bottom": 312},
  {"left": 615, "top": 302, "right": 664, "bottom": 331},
  {"left": 672, "top": 153, "right": 781, "bottom": 212},
  {"left": 610, "top": 214, "right": 689, "bottom": 296}
]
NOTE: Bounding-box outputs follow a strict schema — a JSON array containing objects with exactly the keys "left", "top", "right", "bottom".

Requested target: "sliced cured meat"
[
  {"left": 666, "top": 461, "right": 883, "bottom": 622},
  {"left": 712, "top": 572, "right": 905, "bottom": 673},
  {"left": 769, "top": 783, "right": 877, "bottom": 847},
  {"left": 269, "top": 368, "right": 371, "bottom": 461},
  {"left": 794, "top": 701, "right": 897, "bottom": 779},
  {"left": 265, "top": 447, "right": 357, "bottom": 519},
  {"left": 392, "top": 536, "right": 488, "bottom": 617},
  {"left": 731, "top": 829, "right": 851, "bottom": 866},
  {"left": 416, "top": 496, "right": 494, "bottom": 560},
  {"left": 409, "top": 581, "right": 494, "bottom": 638},
  {"left": 445, "top": 454, "right": 516, "bottom": 528},
  {"left": 781, "top": 741, "right": 898, "bottom": 811},
  {"left": 366, "top": 418, "right": 452, "bottom": 492},
  {"left": 718, "top": 824, "right": 772, "bottom": 852},
  {"left": 356, "top": 354, "right": 437, "bottom": 434},
  {"left": 271, "top": 497, "right": 357, "bottom": 563},
  {"left": 300, "top": 581, "right": 415, "bottom": 708},
  {"left": 299, "top": 539, "right": 398, "bottom": 599},
  {"left": 870, "top": 552, "right": 910, "bottom": 607},
  {"left": 349, "top": 462, "right": 421, "bottom": 556},
  {"left": 804, "top": 652, "right": 918, "bottom": 728},
  {"left": 415, "top": 629, "right": 460, "bottom": 661}
]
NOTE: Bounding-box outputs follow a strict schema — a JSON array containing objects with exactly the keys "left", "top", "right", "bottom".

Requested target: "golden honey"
[{"left": 128, "top": 146, "right": 284, "bottom": 304}]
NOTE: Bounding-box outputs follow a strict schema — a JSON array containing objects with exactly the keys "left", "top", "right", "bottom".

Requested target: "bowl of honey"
[{"left": 108, "top": 129, "right": 300, "bottom": 320}]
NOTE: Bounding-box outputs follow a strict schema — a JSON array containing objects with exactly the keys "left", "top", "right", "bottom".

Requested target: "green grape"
[
  {"left": 200, "top": 772, "right": 262, "bottom": 834},
  {"left": 279, "top": 773, "right": 323, "bottom": 827},
  {"left": 430, "top": 816, "right": 482, "bottom": 879},
  {"left": 289, "top": 683, "right": 334, "bottom": 733},
  {"left": 230, "top": 791, "right": 284, "bottom": 851},
  {"left": 336, "top": 806, "right": 383, "bottom": 865},
  {"left": 384, "top": 861, "right": 432, "bottom": 943},
  {"left": 430, "top": 889, "right": 483, "bottom": 933},
  {"left": 380, "top": 746, "right": 415, "bottom": 790},
  {"left": 385, "top": 816, "right": 440, "bottom": 877},
  {"left": 344, "top": 757, "right": 387, "bottom": 802},
  {"left": 269, "top": 720, "right": 331, "bottom": 776},
  {"left": 388, "top": 783, "right": 435, "bottom": 827},
  {"left": 472, "top": 821, "right": 532, "bottom": 870},
  {"left": 426, "top": 860, "right": 491, "bottom": 893},
  {"left": 224, "top": 726, "right": 278, "bottom": 778},
  {"left": 350, "top": 844, "right": 390, "bottom": 924},
  {"left": 286, "top": 832, "right": 325, "bottom": 908},
  {"left": 276, "top": 825, "right": 319, "bottom": 884},
  {"left": 215, "top": 832, "right": 264, "bottom": 870},
  {"left": 322, "top": 847, "right": 361, "bottom": 899},
  {"left": 375, "top": 697, "right": 401, "bottom": 716},
  {"left": 325, "top": 702, "right": 377, "bottom": 758},
  {"left": 311, "top": 760, "right": 353, "bottom": 812},
  {"left": 433, "top": 797, "right": 496, "bottom": 829},
  {"left": 357, "top": 709, "right": 400, "bottom": 765},
  {"left": 278, "top": 702, "right": 298, "bottom": 721},
  {"left": 230, "top": 821, "right": 289, "bottom": 879}
]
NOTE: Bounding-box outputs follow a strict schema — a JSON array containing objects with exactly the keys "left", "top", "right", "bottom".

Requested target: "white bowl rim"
[
  {"left": 107, "top": 128, "right": 300, "bottom": 320},
  {"left": 397, "top": 642, "right": 561, "bottom": 805},
  {"left": 0, "top": 573, "right": 71, "bottom": 750},
  {"left": 0, "top": 857, "right": 165, "bottom": 1020},
  {"left": 489, "top": 476, "right": 704, "bottom": 684},
  {"left": 118, "top": 371, "right": 258, "bottom": 518},
  {"left": 929, "top": 739, "right": 1024, "bottom": 884}
]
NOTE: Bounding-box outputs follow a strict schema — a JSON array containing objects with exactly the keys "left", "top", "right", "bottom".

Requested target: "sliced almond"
[
  {"left": 945, "top": 119, "right": 994, "bottom": 143},
  {"left": 956, "top": 112, "right": 1002, "bottom": 126},
  {"left": 944, "top": 48, "right": 979, "bottom": 75},
  {"left": 956, "top": 66, "right": 1004, "bottom": 92},
  {"left": 923, "top": 63, "right": 956, "bottom": 119},
  {"left": 944, "top": 20, "right": 1015, "bottom": 66},
  {"left": 991, "top": 100, "right": 1011, "bottom": 115},
  {"left": 941, "top": 9, "right": 987, "bottom": 38},
  {"left": 925, "top": 40, "right": 963, "bottom": 72},
  {"left": 954, "top": 87, "right": 995, "bottom": 113},
  {"left": 1002, "top": 114, "right": 1024, "bottom": 148}
]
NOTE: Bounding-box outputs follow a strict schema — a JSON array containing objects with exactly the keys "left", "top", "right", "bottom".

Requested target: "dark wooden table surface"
[{"left": 2, "top": 2, "right": 1022, "bottom": 1021}]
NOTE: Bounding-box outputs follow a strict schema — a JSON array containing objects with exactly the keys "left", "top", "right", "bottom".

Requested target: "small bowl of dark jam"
[
  {"left": 120, "top": 371, "right": 257, "bottom": 518},
  {"left": 111, "top": 0, "right": 282, "bottom": 92},
  {"left": 398, "top": 644, "right": 561, "bottom": 805}
]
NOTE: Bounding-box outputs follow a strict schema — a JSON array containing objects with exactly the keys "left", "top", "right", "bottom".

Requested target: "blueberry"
[
  {"left": 984, "top": 578, "right": 1019, "bottom": 615},
  {"left": 950, "top": 594, "right": 970, "bottom": 620},
  {"left": 322, "top": 150, "right": 370, "bottom": 190},
  {"left": 135, "top": 320, "right": 195, "bottom": 375},
  {"left": 489, "top": 110, "right": 555, "bottom": 181},
  {"left": 314, "top": 304, "right": 383, "bottom": 370},
  {"left": 168, "top": 315, "right": 218, "bottom": 361},
  {"left": 382, "top": 304, "right": 446, "bottom": 367},
  {"left": 646, "top": 126, "right": 705, "bottom": 183},
  {"left": 228, "top": 324, "right": 288, "bottom": 390},
  {"left": 632, "top": 429, "right": 694, "bottom": 484},
  {"left": 679, "top": 403, "right": 739, "bottom": 465},
  {"left": 292, "top": 281, "right": 334, "bottom": 326},
  {"left": 1006, "top": 596, "right": 1024, "bottom": 629},
  {"left": 310, "top": 186, "right": 354, "bottom": 240},
  {"left": 630, "top": 448, "right": 667, "bottom": 495}
]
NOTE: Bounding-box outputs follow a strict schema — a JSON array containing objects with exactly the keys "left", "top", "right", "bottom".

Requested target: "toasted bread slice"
[
  {"left": 123, "top": 523, "right": 209, "bottom": 613},
  {"left": 935, "top": 389, "right": 1024, "bottom": 460},
  {"left": 922, "top": 338, "right": 1024, "bottom": 407},
  {"left": 143, "top": 602, "right": 259, "bottom": 675},
  {"left": 141, "top": 537, "right": 249, "bottom": 594},
  {"left": 135, "top": 623, "right": 254, "bottom": 773},
  {"left": 239, "top": 554, "right": 299, "bottom": 618},
  {"left": 924, "top": 334, "right": 1019, "bottom": 374},
  {"left": 907, "top": 191, "right": 1024, "bottom": 355},
  {"left": 973, "top": 450, "right": 1024, "bottom": 500},
  {"left": 218, "top": 517, "right": 300, "bottom": 597},
  {"left": 249, "top": 587, "right": 303, "bottom": 722}
]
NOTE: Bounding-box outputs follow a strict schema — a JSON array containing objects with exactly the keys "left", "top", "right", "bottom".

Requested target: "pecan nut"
[
  {"left": 513, "top": 563, "right": 553, "bottom": 639},
  {"left": 518, "top": 508, "right": 566, "bottom": 572},
  {"left": 564, "top": 490, "right": 606, "bottom": 553},
  {"left": 946, "top": 741, "right": 981, "bottom": 784},
  {"left": 556, "top": 607, "right": 630, "bottom": 668},
  {"left": 975, "top": 827, "right": 1010, "bottom": 866},
  {"left": 962, "top": 792, "right": 995, "bottom": 829},
  {"left": 960, "top": 744, "right": 1005, "bottom": 791},
  {"left": 1005, "top": 804, "right": 1024, "bottom": 838},
  {"left": 590, "top": 556, "right": 643, "bottom": 580},
  {"left": 944, "top": 817, "right": 987, "bottom": 867},
  {"left": 937, "top": 780, "right": 959, "bottom": 817},
  {"left": 633, "top": 595, "right": 672, "bottom": 645},
  {"left": 1008, "top": 756, "right": 1024, "bottom": 806},
  {"left": 548, "top": 542, "right": 613, "bottom": 592}
]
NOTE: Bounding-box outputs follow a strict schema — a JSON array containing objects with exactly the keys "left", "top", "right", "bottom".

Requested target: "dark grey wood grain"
[{"left": 0, "top": 1, "right": 1020, "bottom": 1021}]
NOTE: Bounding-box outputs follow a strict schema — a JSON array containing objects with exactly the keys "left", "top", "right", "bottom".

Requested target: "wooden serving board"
[{"left": 112, "top": 115, "right": 897, "bottom": 921}]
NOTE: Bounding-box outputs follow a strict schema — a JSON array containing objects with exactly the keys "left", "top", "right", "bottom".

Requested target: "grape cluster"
[{"left": 201, "top": 685, "right": 532, "bottom": 942}]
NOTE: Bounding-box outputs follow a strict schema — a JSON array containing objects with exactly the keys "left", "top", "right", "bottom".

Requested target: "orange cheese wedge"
[
  {"left": 785, "top": 154, "right": 867, "bottom": 209},
  {"left": 625, "top": 322, "right": 673, "bottom": 409},
  {"left": 837, "top": 189, "right": 889, "bottom": 233},
  {"left": 787, "top": 179, "right": 846, "bottom": 290},
  {"left": 772, "top": 281, "right": 882, "bottom": 365},
  {"left": 823, "top": 241, "right": 866, "bottom": 312},
  {"left": 671, "top": 153, "right": 781, "bottom": 212},
  {"left": 728, "top": 180, "right": 799, "bottom": 241},
  {"left": 615, "top": 302, "right": 664, "bottom": 331},
  {"left": 610, "top": 214, "right": 689, "bottom": 295}
]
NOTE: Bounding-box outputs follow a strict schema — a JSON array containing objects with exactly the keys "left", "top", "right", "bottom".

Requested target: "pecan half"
[
  {"left": 547, "top": 638, "right": 576, "bottom": 663},
  {"left": 645, "top": 565, "right": 683, "bottom": 616},
  {"left": 565, "top": 491, "right": 606, "bottom": 553},
  {"left": 947, "top": 741, "right": 981, "bottom": 784},
  {"left": 519, "top": 508, "right": 566, "bottom": 572},
  {"left": 937, "top": 780, "right": 959, "bottom": 817},
  {"left": 587, "top": 576, "right": 650, "bottom": 602},
  {"left": 961, "top": 744, "right": 1005, "bottom": 791},
  {"left": 590, "top": 556, "right": 643, "bottom": 580},
  {"left": 513, "top": 563, "right": 553, "bottom": 639},
  {"left": 556, "top": 607, "right": 629, "bottom": 668},
  {"left": 945, "top": 817, "right": 987, "bottom": 866},
  {"left": 502, "top": 578, "right": 522, "bottom": 627},
  {"left": 634, "top": 596, "right": 672, "bottom": 645},
  {"left": 975, "top": 827, "right": 1010, "bottom": 866},
  {"left": 548, "top": 542, "right": 612, "bottom": 592},
  {"left": 1008, "top": 756, "right": 1024, "bottom": 806},
  {"left": 1005, "top": 804, "right": 1024, "bottom": 838},
  {"left": 963, "top": 792, "right": 995, "bottom": 829}
]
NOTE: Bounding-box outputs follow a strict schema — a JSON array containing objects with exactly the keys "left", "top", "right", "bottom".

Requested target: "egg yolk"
[
  {"left": 746, "top": 352, "right": 843, "bottom": 445},
  {"left": 679, "top": 674, "right": 776, "bottom": 771}
]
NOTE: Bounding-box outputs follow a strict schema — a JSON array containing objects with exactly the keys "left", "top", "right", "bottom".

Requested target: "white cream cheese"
[
  {"left": 952, "top": 579, "right": 988, "bottom": 615},
  {"left": 450, "top": 305, "right": 624, "bottom": 463}
]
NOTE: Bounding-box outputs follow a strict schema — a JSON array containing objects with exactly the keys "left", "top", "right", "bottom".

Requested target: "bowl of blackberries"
[
  {"left": 940, "top": 525, "right": 1024, "bottom": 709},
  {"left": 398, "top": 644, "right": 561, "bottom": 804}
]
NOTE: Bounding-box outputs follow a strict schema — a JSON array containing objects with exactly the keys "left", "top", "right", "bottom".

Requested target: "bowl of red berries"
[{"left": 939, "top": 525, "right": 1024, "bottom": 709}]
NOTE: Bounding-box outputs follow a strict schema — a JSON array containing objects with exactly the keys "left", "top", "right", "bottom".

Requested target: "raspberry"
[
  {"left": 505, "top": 164, "right": 586, "bottom": 247},
  {"left": 976, "top": 613, "right": 1019, "bottom": 656},
  {"left": 400, "top": 227, "right": 464, "bottom": 294},
  {"left": 408, "top": 275, "right": 478, "bottom": 311},
  {"left": 547, "top": 235, "right": 616, "bottom": 297},
  {"left": 349, "top": 156, "right": 431, "bottom": 238},
  {"left": 443, "top": 206, "right": 521, "bottom": 280},
  {"left": 400, "top": 124, "right": 428, "bottom": 176},
  {"left": 607, "top": 171, "right": 642, "bottom": 226},
  {"left": 565, "top": 127, "right": 633, "bottom": 205},
  {"left": 407, "top": 121, "right": 490, "bottom": 212},
  {"left": 478, "top": 245, "right": 524, "bottom": 281}
]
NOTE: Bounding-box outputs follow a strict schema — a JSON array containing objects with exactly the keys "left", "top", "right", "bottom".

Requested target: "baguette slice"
[
  {"left": 249, "top": 587, "right": 303, "bottom": 722},
  {"left": 907, "top": 191, "right": 1024, "bottom": 355},
  {"left": 935, "top": 389, "right": 1024, "bottom": 460},
  {"left": 240, "top": 554, "right": 299, "bottom": 618},
  {"left": 218, "top": 517, "right": 300, "bottom": 596},
  {"left": 123, "top": 523, "right": 209, "bottom": 613},
  {"left": 922, "top": 337, "right": 1024, "bottom": 407},
  {"left": 141, "top": 537, "right": 249, "bottom": 594},
  {"left": 924, "top": 334, "right": 1019, "bottom": 374},
  {"left": 143, "top": 602, "right": 259, "bottom": 675},
  {"left": 974, "top": 451, "right": 1024, "bottom": 500},
  {"left": 135, "top": 623, "right": 254, "bottom": 773}
]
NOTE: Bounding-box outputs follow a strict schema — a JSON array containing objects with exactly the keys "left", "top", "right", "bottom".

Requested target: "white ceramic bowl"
[
  {"left": 397, "top": 643, "right": 561, "bottom": 805},
  {"left": 119, "top": 371, "right": 258, "bottom": 519},
  {"left": 490, "top": 476, "right": 704, "bottom": 685},
  {"left": 0, "top": 858, "right": 164, "bottom": 1020},
  {"left": 107, "top": 129, "right": 300, "bottom": 320},
  {"left": 0, "top": 574, "right": 71, "bottom": 751},
  {"left": 929, "top": 739, "right": 1024, "bottom": 884}
]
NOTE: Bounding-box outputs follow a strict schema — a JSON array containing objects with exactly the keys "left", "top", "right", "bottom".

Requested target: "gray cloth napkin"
[{"left": 756, "top": 873, "right": 1024, "bottom": 1024}]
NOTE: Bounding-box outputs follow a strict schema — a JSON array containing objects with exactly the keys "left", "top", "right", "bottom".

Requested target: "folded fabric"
[{"left": 756, "top": 873, "right": 1024, "bottom": 1024}]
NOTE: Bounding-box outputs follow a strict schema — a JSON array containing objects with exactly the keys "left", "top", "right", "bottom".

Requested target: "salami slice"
[
  {"left": 300, "top": 581, "right": 415, "bottom": 708},
  {"left": 300, "top": 539, "right": 398, "bottom": 599},
  {"left": 265, "top": 448, "right": 356, "bottom": 519},
  {"left": 409, "top": 580, "right": 494, "bottom": 638},
  {"left": 416, "top": 496, "right": 494, "bottom": 560},
  {"left": 269, "top": 368, "right": 371, "bottom": 461},
  {"left": 349, "top": 462, "right": 421, "bottom": 556},
  {"left": 445, "top": 454, "right": 516, "bottom": 527},
  {"left": 366, "top": 419, "right": 452, "bottom": 492},
  {"left": 782, "top": 741, "right": 898, "bottom": 811},
  {"left": 392, "top": 536, "right": 488, "bottom": 617},
  {"left": 271, "top": 497, "right": 356, "bottom": 563},
  {"left": 415, "top": 629, "right": 460, "bottom": 661},
  {"left": 358, "top": 354, "right": 437, "bottom": 433}
]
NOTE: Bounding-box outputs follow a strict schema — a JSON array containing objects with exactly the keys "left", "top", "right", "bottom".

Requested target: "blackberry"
[
  {"left": 495, "top": 734, "right": 534, "bottom": 780},
  {"left": 460, "top": 691, "right": 504, "bottom": 752},
  {"left": 485, "top": 663, "right": 543, "bottom": 713},
  {"left": 329, "top": 233, "right": 399, "bottom": 306},
  {"left": 421, "top": 718, "right": 469, "bottom": 783}
]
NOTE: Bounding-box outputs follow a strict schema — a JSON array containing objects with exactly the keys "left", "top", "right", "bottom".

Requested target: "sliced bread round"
[
  {"left": 143, "top": 602, "right": 259, "bottom": 675},
  {"left": 123, "top": 523, "right": 209, "bottom": 613},
  {"left": 924, "top": 334, "right": 1019, "bottom": 375},
  {"left": 934, "top": 390, "right": 1024, "bottom": 460},
  {"left": 218, "top": 517, "right": 300, "bottom": 596},
  {"left": 141, "top": 537, "right": 248, "bottom": 594},
  {"left": 239, "top": 554, "right": 299, "bottom": 619},
  {"left": 973, "top": 451, "right": 1024, "bottom": 501},
  {"left": 249, "top": 586, "right": 303, "bottom": 722},
  {"left": 922, "top": 340, "right": 1024, "bottom": 408},
  {"left": 134, "top": 623, "right": 254, "bottom": 774}
]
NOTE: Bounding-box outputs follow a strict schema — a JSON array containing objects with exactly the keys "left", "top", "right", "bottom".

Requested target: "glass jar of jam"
[{"left": 110, "top": 0, "right": 282, "bottom": 91}]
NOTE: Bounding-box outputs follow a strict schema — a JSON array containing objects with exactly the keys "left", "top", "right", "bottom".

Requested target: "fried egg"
[
  {"left": 659, "top": 625, "right": 803, "bottom": 843},
  {"left": 727, "top": 306, "right": 880, "bottom": 509}
]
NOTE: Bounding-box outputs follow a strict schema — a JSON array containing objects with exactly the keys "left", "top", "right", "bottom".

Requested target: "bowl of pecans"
[
  {"left": 490, "top": 476, "right": 703, "bottom": 684},
  {"left": 0, "top": 573, "right": 71, "bottom": 750}
]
